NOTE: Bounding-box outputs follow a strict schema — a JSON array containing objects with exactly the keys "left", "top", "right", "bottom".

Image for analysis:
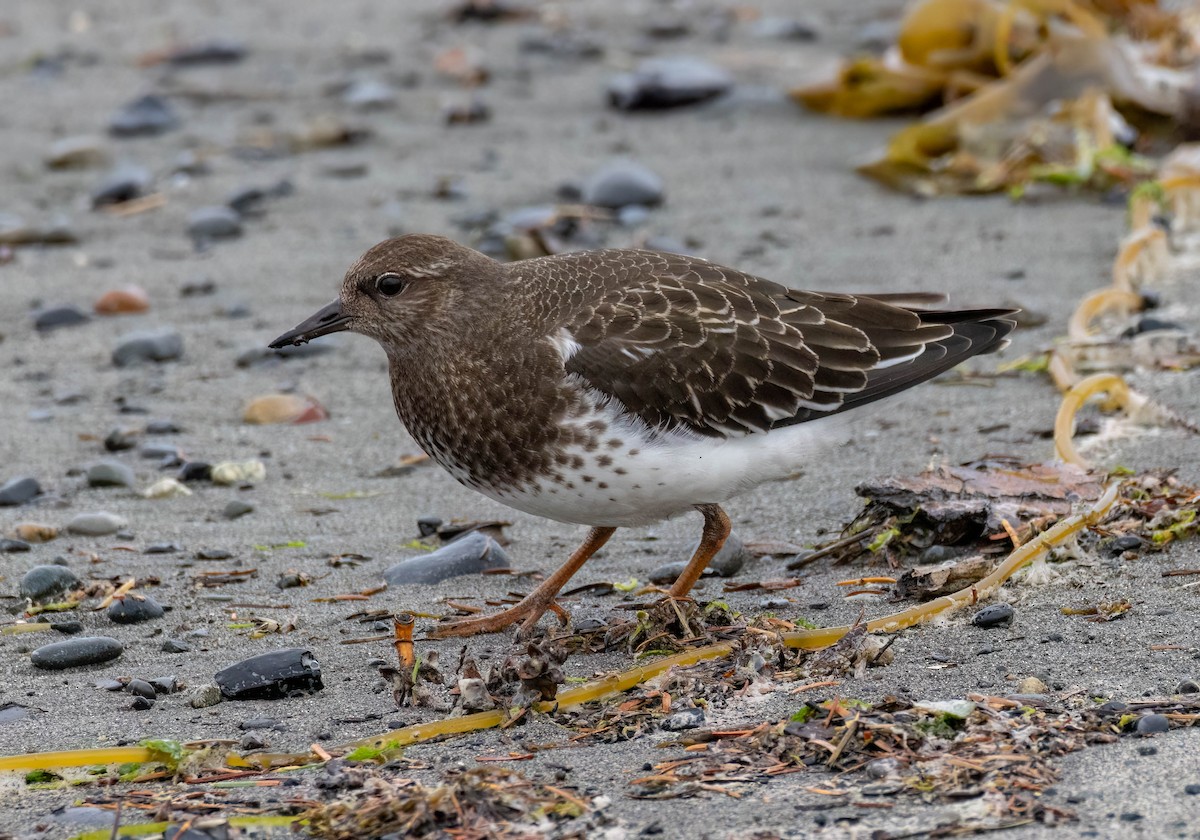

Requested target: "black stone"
[
  {"left": 50, "top": 620, "right": 84, "bottom": 635},
  {"left": 162, "top": 638, "right": 191, "bottom": 653},
  {"left": 165, "top": 39, "right": 246, "bottom": 67},
  {"left": 112, "top": 328, "right": 184, "bottom": 366},
  {"left": 109, "top": 95, "right": 179, "bottom": 137},
  {"left": 0, "top": 476, "right": 40, "bottom": 506},
  {"left": 33, "top": 305, "right": 90, "bottom": 331},
  {"left": 130, "top": 696, "right": 155, "bottom": 711},
  {"left": 383, "top": 532, "right": 510, "bottom": 585},
  {"left": 126, "top": 679, "right": 156, "bottom": 699},
  {"left": 1135, "top": 713, "right": 1170, "bottom": 735},
  {"left": 607, "top": 57, "right": 733, "bottom": 111},
  {"left": 148, "top": 676, "right": 179, "bottom": 694},
  {"left": 972, "top": 603, "right": 1014, "bottom": 628},
  {"left": 145, "top": 419, "right": 182, "bottom": 435},
  {"left": 659, "top": 707, "right": 705, "bottom": 731},
  {"left": 31, "top": 636, "right": 123, "bottom": 669},
  {"left": 145, "top": 542, "right": 183, "bottom": 554},
  {"left": 1108, "top": 535, "right": 1144, "bottom": 555},
  {"left": 214, "top": 649, "right": 323, "bottom": 700},
  {"left": 91, "top": 165, "right": 152, "bottom": 208},
  {"left": 104, "top": 428, "right": 138, "bottom": 452},
  {"left": 177, "top": 461, "right": 213, "bottom": 482},
  {"left": 107, "top": 595, "right": 165, "bottom": 624},
  {"left": 0, "top": 538, "right": 31, "bottom": 553},
  {"left": 416, "top": 516, "right": 443, "bottom": 537},
  {"left": 19, "top": 565, "right": 82, "bottom": 602}
]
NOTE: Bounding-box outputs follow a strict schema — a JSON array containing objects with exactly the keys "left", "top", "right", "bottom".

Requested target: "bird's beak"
[{"left": 269, "top": 299, "right": 350, "bottom": 348}]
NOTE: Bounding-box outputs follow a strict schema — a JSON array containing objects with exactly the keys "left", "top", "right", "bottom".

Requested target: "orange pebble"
[{"left": 94, "top": 285, "right": 150, "bottom": 314}]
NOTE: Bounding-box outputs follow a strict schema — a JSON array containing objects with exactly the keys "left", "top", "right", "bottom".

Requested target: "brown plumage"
[{"left": 271, "top": 234, "right": 1016, "bottom": 638}]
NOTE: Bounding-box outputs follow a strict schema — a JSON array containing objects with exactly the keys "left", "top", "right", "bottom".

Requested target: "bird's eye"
[{"left": 375, "top": 273, "right": 407, "bottom": 297}]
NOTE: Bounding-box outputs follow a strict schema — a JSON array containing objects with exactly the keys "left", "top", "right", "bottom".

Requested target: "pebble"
[
  {"left": 109, "top": 95, "right": 179, "bottom": 137},
  {"left": 581, "top": 159, "right": 665, "bottom": 210},
  {"left": 145, "top": 419, "right": 182, "bottom": 435},
  {"left": 383, "top": 532, "right": 510, "bottom": 585},
  {"left": 91, "top": 164, "right": 151, "bottom": 208},
  {"left": 1017, "top": 676, "right": 1047, "bottom": 694},
  {"left": 145, "top": 542, "right": 183, "bottom": 554},
  {"left": 866, "top": 758, "right": 901, "bottom": 779},
  {"left": 14, "top": 523, "right": 57, "bottom": 542},
  {"left": 126, "top": 679, "right": 156, "bottom": 699},
  {"left": 243, "top": 394, "right": 328, "bottom": 425},
  {"left": 659, "top": 706, "right": 705, "bottom": 731},
  {"left": 149, "top": 675, "right": 179, "bottom": 694},
  {"left": 1135, "top": 714, "right": 1170, "bottom": 735},
  {"left": 19, "top": 565, "right": 82, "bottom": 601},
  {"left": 31, "top": 636, "right": 123, "bottom": 669},
  {"left": 649, "top": 531, "right": 746, "bottom": 584},
  {"left": 107, "top": 594, "right": 165, "bottom": 624},
  {"left": 214, "top": 648, "right": 324, "bottom": 700},
  {"left": 1185, "top": 784, "right": 1200, "bottom": 795},
  {"left": 94, "top": 285, "right": 150, "bottom": 314},
  {"left": 518, "top": 29, "right": 604, "bottom": 61},
  {"left": 240, "top": 717, "right": 280, "bottom": 730},
  {"left": 87, "top": 459, "right": 136, "bottom": 488},
  {"left": 139, "top": 443, "right": 180, "bottom": 460},
  {"left": 1108, "top": 535, "right": 1143, "bottom": 555},
  {"left": 66, "top": 511, "right": 127, "bottom": 536},
  {"left": 112, "top": 328, "right": 183, "bottom": 366},
  {"left": 104, "top": 428, "right": 138, "bottom": 451},
  {"left": 187, "top": 206, "right": 242, "bottom": 240},
  {"left": 240, "top": 733, "right": 267, "bottom": 750},
  {"left": 33, "top": 305, "right": 91, "bottom": 332},
  {"left": 142, "top": 478, "right": 192, "bottom": 499},
  {"left": 971, "top": 603, "right": 1014, "bottom": 628},
  {"left": 226, "top": 179, "right": 292, "bottom": 215},
  {"left": 176, "top": 462, "right": 213, "bottom": 483},
  {"left": 341, "top": 77, "right": 396, "bottom": 110},
  {"left": 223, "top": 499, "right": 254, "bottom": 520},
  {"left": 608, "top": 57, "right": 734, "bottom": 110},
  {"left": 444, "top": 95, "right": 491, "bottom": 125},
  {"left": 1176, "top": 679, "right": 1200, "bottom": 694},
  {"left": 211, "top": 461, "right": 266, "bottom": 485},
  {"left": 163, "top": 38, "right": 247, "bottom": 67},
  {"left": 0, "top": 476, "right": 40, "bottom": 506},
  {"left": 750, "top": 17, "right": 819, "bottom": 41},
  {"left": 51, "top": 620, "right": 84, "bottom": 634},
  {"left": 189, "top": 684, "right": 223, "bottom": 708},
  {"left": 163, "top": 638, "right": 191, "bottom": 653},
  {"left": 0, "top": 538, "right": 31, "bottom": 553},
  {"left": 130, "top": 696, "right": 154, "bottom": 711},
  {"left": 237, "top": 340, "right": 335, "bottom": 367},
  {"left": 196, "top": 548, "right": 232, "bottom": 560},
  {"left": 44, "top": 135, "right": 110, "bottom": 170}
]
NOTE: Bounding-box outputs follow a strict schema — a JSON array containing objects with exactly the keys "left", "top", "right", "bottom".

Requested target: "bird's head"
[{"left": 269, "top": 234, "right": 498, "bottom": 353}]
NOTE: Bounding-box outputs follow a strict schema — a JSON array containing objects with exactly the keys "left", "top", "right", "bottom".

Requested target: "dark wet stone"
[
  {"left": 417, "top": 516, "right": 443, "bottom": 537},
  {"left": 87, "top": 459, "right": 136, "bottom": 488},
  {"left": 921, "top": 545, "right": 951, "bottom": 563},
  {"left": 104, "top": 428, "right": 138, "bottom": 451},
  {"left": 518, "top": 29, "right": 604, "bottom": 60},
  {"left": 67, "top": 511, "right": 126, "bottom": 536},
  {"left": 444, "top": 95, "right": 491, "bottom": 125},
  {"left": 126, "top": 678, "right": 156, "bottom": 699},
  {"left": 0, "top": 538, "right": 31, "bottom": 553},
  {"left": 187, "top": 206, "right": 242, "bottom": 240},
  {"left": 140, "top": 443, "right": 180, "bottom": 460},
  {"left": 51, "top": 620, "right": 84, "bottom": 634},
  {"left": 112, "top": 328, "right": 183, "bottom": 366},
  {"left": 1097, "top": 700, "right": 1127, "bottom": 715},
  {"left": 1176, "top": 679, "right": 1200, "bottom": 694},
  {"left": 196, "top": 547, "right": 232, "bottom": 560},
  {"left": 149, "top": 676, "right": 179, "bottom": 694},
  {"left": 649, "top": 531, "right": 746, "bottom": 584},
  {"left": 226, "top": 179, "right": 292, "bottom": 215},
  {"left": 107, "top": 595, "right": 165, "bottom": 624},
  {"left": 130, "top": 696, "right": 154, "bottom": 710},
  {"left": 1128, "top": 316, "right": 1184, "bottom": 335},
  {"left": 164, "top": 38, "right": 246, "bottom": 66},
  {"left": 109, "top": 95, "right": 179, "bottom": 137},
  {"left": 145, "top": 542, "right": 183, "bottom": 554},
  {"left": 1185, "top": 783, "right": 1200, "bottom": 795},
  {"left": 660, "top": 707, "right": 704, "bottom": 731},
  {"left": 91, "top": 164, "right": 151, "bottom": 208},
  {"left": 145, "top": 419, "right": 182, "bottom": 435},
  {"left": 162, "top": 638, "right": 191, "bottom": 653},
  {"left": 866, "top": 757, "right": 901, "bottom": 778},
  {"left": 972, "top": 603, "right": 1014, "bottom": 628},
  {"left": 31, "top": 636, "right": 123, "bottom": 669},
  {"left": 177, "top": 461, "right": 213, "bottom": 482},
  {"left": 1136, "top": 713, "right": 1170, "bottom": 735},
  {"left": 223, "top": 499, "right": 254, "bottom": 520},
  {"left": 19, "top": 565, "right": 82, "bottom": 601},
  {"left": 0, "top": 476, "right": 40, "bottom": 506},
  {"left": 214, "top": 648, "right": 323, "bottom": 700},
  {"left": 581, "top": 160, "right": 664, "bottom": 210},
  {"left": 608, "top": 57, "right": 733, "bottom": 111},
  {"left": 1108, "top": 535, "right": 1144, "bottom": 555},
  {"left": 342, "top": 77, "right": 396, "bottom": 110},
  {"left": 240, "top": 732, "right": 267, "bottom": 750},
  {"left": 383, "top": 532, "right": 509, "bottom": 585},
  {"left": 33, "top": 305, "right": 90, "bottom": 332},
  {"left": 180, "top": 278, "right": 217, "bottom": 297},
  {"left": 240, "top": 717, "right": 280, "bottom": 730}
]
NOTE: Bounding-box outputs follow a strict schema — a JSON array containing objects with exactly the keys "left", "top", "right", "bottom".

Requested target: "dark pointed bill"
[{"left": 269, "top": 299, "right": 350, "bottom": 348}]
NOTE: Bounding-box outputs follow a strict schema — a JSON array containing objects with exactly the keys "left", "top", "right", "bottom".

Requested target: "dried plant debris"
[
  {"left": 300, "top": 765, "right": 587, "bottom": 839},
  {"left": 633, "top": 692, "right": 1200, "bottom": 831}
]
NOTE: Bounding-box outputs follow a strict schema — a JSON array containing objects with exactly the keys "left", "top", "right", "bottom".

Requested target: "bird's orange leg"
[
  {"left": 427, "top": 526, "right": 616, "bottom": 639},
  {"left": 667, "top": 504, "right": 731, "bottom": 598}
]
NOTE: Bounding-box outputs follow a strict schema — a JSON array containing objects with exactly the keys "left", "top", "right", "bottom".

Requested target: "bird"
[{"left": 270, "top": 234, "right": 1016, "bottom": 639}]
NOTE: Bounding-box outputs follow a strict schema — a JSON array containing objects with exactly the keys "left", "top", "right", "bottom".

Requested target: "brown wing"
[{"left": 531, "top": 249, "right": 1015, "bottom": 439}]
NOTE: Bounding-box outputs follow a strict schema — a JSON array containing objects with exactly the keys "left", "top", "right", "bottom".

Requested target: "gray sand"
[{"left": 0, "top": 1, "right": 1197, "bottom": 837}]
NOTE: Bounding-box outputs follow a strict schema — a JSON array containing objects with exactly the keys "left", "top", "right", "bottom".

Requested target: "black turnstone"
[{"left": 271, "top": 234, "right": 1016, "bottom": 638}]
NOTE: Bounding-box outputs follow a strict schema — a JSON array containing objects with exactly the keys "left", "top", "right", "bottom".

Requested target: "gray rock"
[
  {"left": 66, "top": 511, "right": 127, "bottom": 536},
  {"left": 214, "top": 648, "right": 323, "bottom": 700},
  {"left": 608, "top": 57, "right": 733, "bottom": 111},
  {"left": 0, "top": 538, "right": 31, "bottom": 553},
  {"left": 109, "top": 95, "right": 179, "bottom": 137},
  {"left": 582, "top": 160, "right": 664, "bottom": 209},
  {"left": 31, "top": 636, "right": 123, "bottom": 669},
  {"left": 0, "top": 476, "right": 40, "bottom": 505},
  {"left": 19, "top": 565, "right": 82, "bottom": 601},
  {"left": 189, "top": 683, "right": 223, "bottom": 708},
  {"left": 33, "top": 305, "right": 90, "bottom": 331},
  {"left": 44, "top": 135, "right": 110, "bottom": 170},
  {"left": 972, "top": 603, "right": 1015, "bottom": 628},
  {"left": 112, "top": 328, "right": 183, "bottom": 366},
  {"left": 91, "top": 164, "right": 151, "bottom": 207},
  {"left": 660, "top": 706, "right": 705, "bottom": 731},
  {"left": 383, "top": 531, "right": 510, "bottom": 585},
  {"left": 87, "top": 459, "right": 136, "bottom": 488},
  {"left": 164, "top": 39, "right": 247, "bottom": 67},
  {"left": 750, "top": 17, "right": 819, "bottom": 41},
  {"left": 1136, "top": 713, "right": 1170, "bottom": 735},
  {"left": 342, "top": 77, "right": 396, "bottom": 110},
  {"left": 223, "top": 499, "right": 255, "bottom": 520},
  {"left": 162, "top": 637, "right": 191, "bottom": 653},
  {"left": 187, "top": 206, "right": 242, "bottom": 240},
  {"left": 649, "top": 530, "right": 747, "bottom": 584},
  {"left": 107, "top": 594, "right": 164, "bottom": 624},
  {"left": 126, "top": 678, "right": 156, "bottom": 699}
]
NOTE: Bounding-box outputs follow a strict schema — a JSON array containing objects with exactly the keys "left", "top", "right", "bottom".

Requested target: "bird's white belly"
[{"left": 480, "top": 411, "right": 858, "bottom": 528}]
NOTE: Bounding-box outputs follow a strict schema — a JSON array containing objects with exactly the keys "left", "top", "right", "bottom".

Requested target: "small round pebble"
[
  {"left": 67, "top": 511, "right": 127, "bottom": 536},
  {"left": 223, "top": 499, "right": 254, "bottom": 520},
  {"left": 126, "top": 679, "right": 156, "bottom": 699},
  {"left": 1135, "top": 714, "right": 1170, "bottom": 735},
  {"left": 87, "top": 460, "right": 136, "bottom": 488},
  {"left": 130, "top": 696, "right": 155, "bottom": 711},
  {"left": 581, "top": 159, "right": 665, "bottom": 209},
  {"left": 660, "top": 707, "right": 705, "bottom": 731},
  {"left": 971, "top": 603, "right": 1014, "bottom": 628},
  {"left": 112, "top": 328, "right": 184, "bottom": 367},
  {"left": 109, "top": 94, "right": 179, "bottom": 137},
  {"left": 107, "top": 594, "right": 165, "bottom": 624},
  {"left": 162, "top": 638, "right": 191, "bottom": 653},
  {"left": 1176, "top": 679, "right": 1200, "bottom": 694},
  {"left": 0, "top": 476, "right": 40, "bottom": 506},
  {"left": 19, "top": 565, "right": 82, "bottom": 601},
  {"left": 0, "top": 538, "right": 31, "bottom": 553},
  {"left": 187, "top": 206, "right": 242, "bottom": 240},
  {"left": 189, "top": 684, "right": 223, "bottom": 708},
  {"left": 33, "top": 305, "right": 91, "bottom": 332},
  {"left": 31, "top": 636, "right": 123, "bottom": 669}
]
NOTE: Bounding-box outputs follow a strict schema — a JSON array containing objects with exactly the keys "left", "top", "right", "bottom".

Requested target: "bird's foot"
[{"left": 427, "top": 593, "right": 568, "bottom": 640}]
